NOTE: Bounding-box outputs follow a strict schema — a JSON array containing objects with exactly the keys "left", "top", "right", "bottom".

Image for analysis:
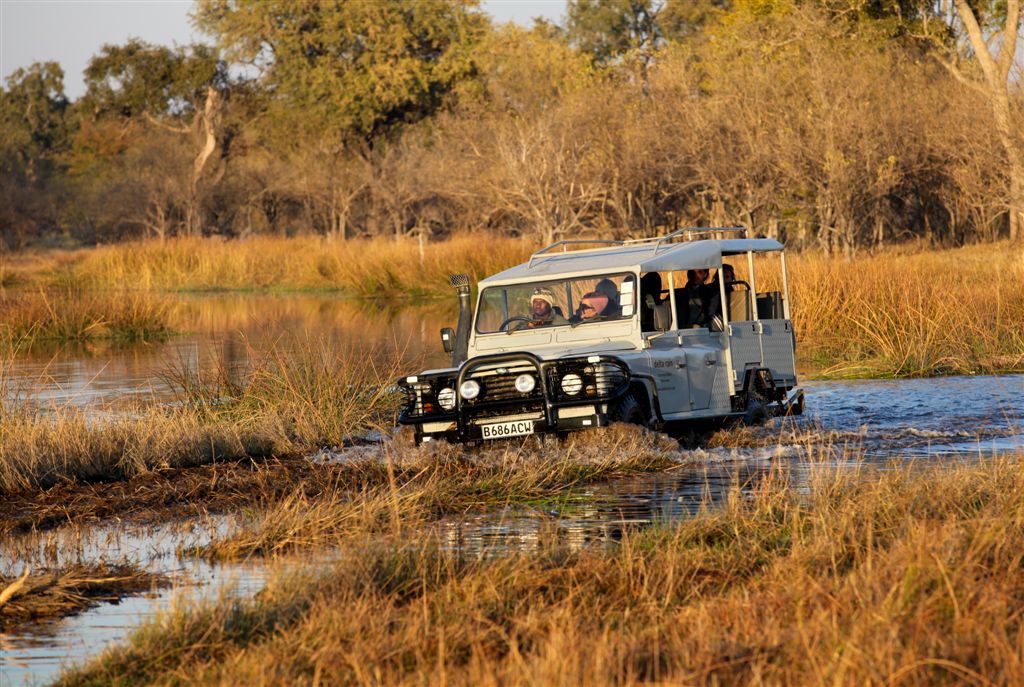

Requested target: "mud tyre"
[{"left": 610, "top": 392, "right": 649, "bottom": 427}]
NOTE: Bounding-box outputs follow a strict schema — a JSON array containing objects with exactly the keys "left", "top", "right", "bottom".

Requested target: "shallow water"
[{"left": 2, "top": 295, "right": 1022, "bottom": 685}]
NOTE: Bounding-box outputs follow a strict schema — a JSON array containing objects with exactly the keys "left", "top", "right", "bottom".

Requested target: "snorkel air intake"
[{"left": 449, "top": 273, "right": 472, "bottom": 367}]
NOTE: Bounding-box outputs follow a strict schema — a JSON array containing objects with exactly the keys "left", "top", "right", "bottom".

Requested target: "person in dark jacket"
[
  {"left": 677, "top": 268, "right": 709, "bottom": 328},
  {"left": 640, "top": 272, "right": 665, "bottom": 331},
  {"left": 703, "top": 263, "right": 736, "bottom": 325}
]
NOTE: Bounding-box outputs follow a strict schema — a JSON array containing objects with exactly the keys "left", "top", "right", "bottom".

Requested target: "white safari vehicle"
[{"left": 398, "top": 228, "right": 804, "bottom": 444}]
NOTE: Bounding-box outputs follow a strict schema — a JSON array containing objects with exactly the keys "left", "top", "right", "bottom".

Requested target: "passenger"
[
  {"left": 574, "top": 290, "right": 610, "bottom": 322},
  {"left": 704, "top": 263, "right": 736, "bottom": 324},
  {"left": 677, "top": 268, "right": 709, "bottom": 328},
  {"left": 526, "top": 287, "right": 567, "bottom": 328},
  {"left": 640, "top": 272, "right": 665, "bottom": 331},
  {"left": 594, "top": 278, "right": 622, "bottom": 317}
]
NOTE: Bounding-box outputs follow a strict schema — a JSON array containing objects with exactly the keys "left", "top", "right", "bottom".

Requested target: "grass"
[
  {"left": 0, "top": 288, "right": 176, "bottom": 349},
  {"left": 196, "top": 425, "right": 685, "bottom": 560},
  {"left": 0, "top": 335, "right": 408, "bottom": 497},
  {"left": 0, "top": 562, "right": 165, "bottom": 633},
  {"left": 17, "top": 234, "right": 533, "bottom": 298},
  {"left": 55, "top": 452, "right": 1024, "bottom": 686},
  {"left": 787, "top": 244, "right": 1024, "bottom": 377},
  {"left": 5, "top": 235, "right": 1023, "bottom": 377}
]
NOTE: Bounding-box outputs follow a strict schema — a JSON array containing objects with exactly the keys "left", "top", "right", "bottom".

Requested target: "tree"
[
  {"left": 193, "top": 0, "right": 486, "bottom": 146},
  {"left": 75, "top": 40, "right": 232, "bottom": 237},
  {"left": 82, "top": 40, "right": 225, "bottom": 121},
  {"left": 0, "top": 62, "right": 69, "bottom": 182},
  {"left": 935, "top": 0, "right": 1023, "bottom": 239}
]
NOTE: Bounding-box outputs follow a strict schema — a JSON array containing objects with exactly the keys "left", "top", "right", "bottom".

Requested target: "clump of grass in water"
[
  {"left": 57, "top": 454, "right": 1024, "bottom": 686},
  {"left": 0, "top": 336, "right": 409, "bottom": 496},
  {"left": 0, "top": 288, "right": 176, "bottom": 348},
  {"left": 0, "top": 562, "right": 166, "bottom": 633},
  {"left": 159, "top": 334, "right": 410, "bottom": 447}
]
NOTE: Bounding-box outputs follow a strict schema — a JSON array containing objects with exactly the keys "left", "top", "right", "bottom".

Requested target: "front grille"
[
  {"left": 547, "top": 359, "right": 629, "bottom": 402},
  {"left": 464, "top": 359, "right": 542, "bottom": 405}
]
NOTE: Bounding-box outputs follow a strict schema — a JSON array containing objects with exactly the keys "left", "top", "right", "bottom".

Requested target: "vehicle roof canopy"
[{"left": 480, "top": 231, "right": 784, "bottom": 286}]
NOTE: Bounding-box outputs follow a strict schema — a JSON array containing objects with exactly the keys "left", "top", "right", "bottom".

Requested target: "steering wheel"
[{"left": 499, "top": 316, "right": 531, "bottom": 332}]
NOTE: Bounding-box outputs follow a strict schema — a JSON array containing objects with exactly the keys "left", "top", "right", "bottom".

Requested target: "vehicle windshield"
[{"left": 475, "top": 273, "right": 636, "bottom": 334}]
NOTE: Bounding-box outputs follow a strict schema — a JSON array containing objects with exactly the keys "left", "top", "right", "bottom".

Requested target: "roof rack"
[
  {"left": 527, "top": 239, "right": 624, "bottom": 268},
  {"left": 527, "top": 227, "right": 747, "bottom": 268},
  {"left": 650, "top": 227, "right": 746, "bottom": 254}
]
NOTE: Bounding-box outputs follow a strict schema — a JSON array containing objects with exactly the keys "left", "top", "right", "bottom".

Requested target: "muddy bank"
[{"left": 0, "top": 563, "right": 166, "bottom": 635}]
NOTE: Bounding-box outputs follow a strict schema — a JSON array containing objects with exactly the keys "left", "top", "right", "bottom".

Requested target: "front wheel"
[{"left": 610, "top": 392, "right": 650, "bottom": 427}]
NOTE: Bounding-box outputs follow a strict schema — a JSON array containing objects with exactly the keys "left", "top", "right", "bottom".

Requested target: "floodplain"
[{"left": 1, "top": 238, "right": 1023, "bottom": 685}]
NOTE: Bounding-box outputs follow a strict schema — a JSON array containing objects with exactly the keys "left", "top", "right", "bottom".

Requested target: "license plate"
[{"left": 480, "top": 420, "right": 535, "bottom": 440}]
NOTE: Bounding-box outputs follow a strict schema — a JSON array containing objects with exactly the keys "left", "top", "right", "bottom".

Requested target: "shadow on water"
[{"left": 1, "top": 292, "right": 1022, "bottom": 685}]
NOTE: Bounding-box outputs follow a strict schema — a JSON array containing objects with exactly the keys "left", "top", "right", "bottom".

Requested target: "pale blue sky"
[{"left": 0, "top": 0, "right": 567, "bottom": 98}]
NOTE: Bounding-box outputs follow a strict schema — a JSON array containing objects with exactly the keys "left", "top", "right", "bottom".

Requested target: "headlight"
[
  {"left": 437, "top": 387, "right": 456, "bottom": 410},
  {"left": 560, "top": 373, "right": 583, "bottom": 396},
  {"left": 459, "top": 379, "right": 481, "bottom": 400},
  {"left": 514, "top": 374, "right": 536, "bottom": 393}
]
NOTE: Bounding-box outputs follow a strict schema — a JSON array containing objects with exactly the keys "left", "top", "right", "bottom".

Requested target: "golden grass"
[
  {"left": 28, "top": 235, "right": 532, "bottom": 297},
  {"left": 0, "top": 336, "right": 408, "bottom": 496},
  {"left": 6, "top": 236, "right": 1023, "bottom": 377},
  {"left": 787, "top": 243, "right": 1024, "bottom": 377},
  {"left": 197, "top": 425, "right": 684, "bottom": 560},
  {"left": 57, "top": 453, "right": 1024, "bottom": 686},
  {"left": 0, "top": 289, "right": 176, "bottom": 349}
]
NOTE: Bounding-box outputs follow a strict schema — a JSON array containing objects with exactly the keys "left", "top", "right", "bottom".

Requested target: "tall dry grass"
[
  {"left": 0, "top": 336, "right": 408, "bottom": 495},
  {"left": 6, "top": 236, "right": 1023, "bottom": 376},
  {"left": 0, "top": 289, "right": 176, "bottom": 349},
  {"left": 788, "top": 243, "right": 1024, "bottom": 376},
  {"left": 51, "top": 235, "right": 532, "bottom": 297},
  {"left": 57, "top": 453, "right": 1024, "bottom": 686}
]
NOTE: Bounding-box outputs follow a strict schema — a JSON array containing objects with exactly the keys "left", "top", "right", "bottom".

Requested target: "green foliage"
[
  {"left": 82, "top": 39, "right": 226, "bottom": 120},
  {"left": 0, "top": 62, "right": 70, "bottom": 178},
  {"left": 193, "top": 0, "right": 488, "bottom": 143},
  {"left": 566, "top": 0, "right": 726, "bottom": 63}
]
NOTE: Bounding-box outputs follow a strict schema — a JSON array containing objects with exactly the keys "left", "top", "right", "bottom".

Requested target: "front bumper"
[{"left": 397, "top": 353, "right": 631, "bottom": 443}]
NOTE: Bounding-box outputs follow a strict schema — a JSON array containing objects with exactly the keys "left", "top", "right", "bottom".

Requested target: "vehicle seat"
[{"left": 728, "top": 288, "right": 752, "bottom": 321}]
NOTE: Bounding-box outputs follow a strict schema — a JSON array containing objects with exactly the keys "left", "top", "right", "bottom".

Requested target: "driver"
[{"left": 527, "top": 287, "right": 567, "bottom": 328}]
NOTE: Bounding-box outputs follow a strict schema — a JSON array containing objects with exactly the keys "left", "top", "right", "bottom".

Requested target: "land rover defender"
[{"left": 397, "top": 228, "right": 804, "bottom": 444}]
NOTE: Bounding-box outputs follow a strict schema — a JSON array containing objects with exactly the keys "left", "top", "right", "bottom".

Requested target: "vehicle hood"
[{"left": 528, "top": 340, "right": 639, "bottom": 361}]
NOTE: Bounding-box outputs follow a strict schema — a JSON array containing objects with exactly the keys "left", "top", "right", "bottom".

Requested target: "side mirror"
[{"left": 440, "top": 327, "right": 455, "bottom": 354}]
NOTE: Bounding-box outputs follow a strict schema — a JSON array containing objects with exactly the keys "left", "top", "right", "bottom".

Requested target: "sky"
[{"left": 0, "top": 0, "right": 568, "bottom": 99}]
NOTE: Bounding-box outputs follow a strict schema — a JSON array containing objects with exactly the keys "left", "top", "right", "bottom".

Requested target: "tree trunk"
[{"left": 952, "top": 0, "right": 1022, "bottom": 241}]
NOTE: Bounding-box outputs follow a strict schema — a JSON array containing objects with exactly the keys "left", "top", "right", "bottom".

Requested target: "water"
[{"left": 2, "top": 294, "right": 1022, "bottom": 685}]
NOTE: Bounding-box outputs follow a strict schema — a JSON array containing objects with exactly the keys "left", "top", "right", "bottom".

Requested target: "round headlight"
[
  {"left": 459, "top": 379, "right": 481, "bottom": 400},
  {"left": 560, "top": 373, "right": 583, "bottom": 396},
  {"left": 514, "top": 374, "right": 536, "bottom": 393},
  {"left": 437, "top": 387, "right": 456, "bottom": 410}
]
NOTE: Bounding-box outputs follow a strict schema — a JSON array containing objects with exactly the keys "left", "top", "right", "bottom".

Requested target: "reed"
[
  {"left": 0, "top": 336, "right": 408, "bottom": 496},
  {"left": 787, "top": 243, "right": 1024, "bottom": 377},
  {"left": 7, "top": 236, "right": 1023, "bottom": 377},
  {"left": 0, "top": 288, "right": 176, "bottom": 349},
  {"left": 58, "top": 234, "right": 532, "bottom": 297},
  {"left": 57, "top": 453, "right": 1024, "bottom": 687}
]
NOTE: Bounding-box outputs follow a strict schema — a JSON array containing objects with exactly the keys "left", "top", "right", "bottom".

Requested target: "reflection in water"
[
  {"left": 1, "top": 292, "right": 1023, "bottom": 686},
  {"left": 4, "top": 294, "right": 455, "bottom": 411}
]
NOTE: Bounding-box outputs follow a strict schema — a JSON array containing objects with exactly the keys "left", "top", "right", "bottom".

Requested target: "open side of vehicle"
[{"left": 398, "top": 228, "right": 804, "bottom": 444}]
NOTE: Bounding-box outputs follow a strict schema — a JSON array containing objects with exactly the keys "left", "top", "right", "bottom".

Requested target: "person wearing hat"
[{"left": 527, "top": 286, "right": 567, "bottom": 328}]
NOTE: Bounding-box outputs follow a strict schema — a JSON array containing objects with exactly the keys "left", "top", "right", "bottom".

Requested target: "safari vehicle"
[{"left": 397, "top": 228, "right": 804, "bottom": 444}]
